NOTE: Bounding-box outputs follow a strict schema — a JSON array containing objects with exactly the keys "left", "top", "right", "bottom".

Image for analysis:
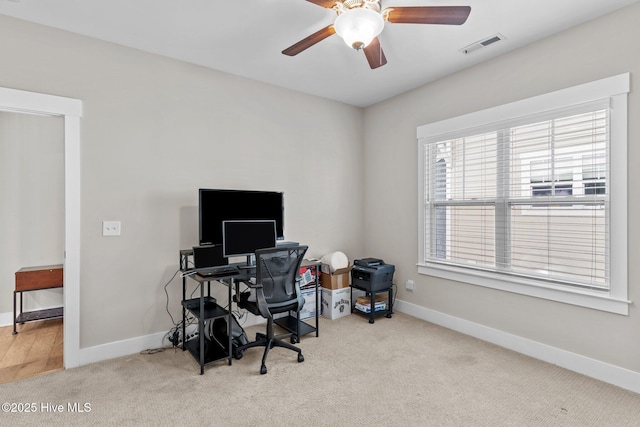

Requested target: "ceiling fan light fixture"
[{"left": 334, "top": 8, "right": 384, "bottom": 50}]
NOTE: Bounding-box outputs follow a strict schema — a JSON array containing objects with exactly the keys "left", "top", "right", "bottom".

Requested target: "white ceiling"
[{"left": 1, "top": 0, "right": 638, "bottom": 107}]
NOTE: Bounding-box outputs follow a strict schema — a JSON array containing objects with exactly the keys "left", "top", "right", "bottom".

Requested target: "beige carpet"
[{"left": 1, "top": 312, "right": 639, "bottom": 426}]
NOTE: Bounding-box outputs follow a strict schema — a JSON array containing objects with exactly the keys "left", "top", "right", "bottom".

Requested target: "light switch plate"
[{"left": 102, "top": 221, "right": 121, "bottom": 236}]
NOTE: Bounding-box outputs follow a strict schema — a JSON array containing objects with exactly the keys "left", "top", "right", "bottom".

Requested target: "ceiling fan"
[{"left": 282, "top": 1, "right": 471, "bottom": 69}]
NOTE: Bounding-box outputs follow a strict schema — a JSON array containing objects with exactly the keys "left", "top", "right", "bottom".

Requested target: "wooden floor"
[{"left": 0, "top": 318, "right": 63, "bottom": 385}]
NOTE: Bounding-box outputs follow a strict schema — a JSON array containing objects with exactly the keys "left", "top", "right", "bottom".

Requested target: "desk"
[
  {"left": 13, "top": 265, "right": 64, "bottom": 335},
  {"left": 179, "top": 249, "right": 319, "bottom": 374}
]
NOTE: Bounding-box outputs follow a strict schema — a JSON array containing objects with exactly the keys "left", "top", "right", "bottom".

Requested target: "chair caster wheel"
[
  {"left": 369, "top": 318, "right": 375, "bottom": 324},
  {"left": 386, "top": 313, "right": 392, "bottom": 318},
  {"left": 298, "top": 353, "right": 304, "bottom": 363},
  {"left": 290, "top": 335, "right": 298, "bottom": 344},
  {"left": 234, "top": 351, "right": 243, "bottom": 360},
  {"left": 260, "top": 365, "right": 267, "bottom": 375}
]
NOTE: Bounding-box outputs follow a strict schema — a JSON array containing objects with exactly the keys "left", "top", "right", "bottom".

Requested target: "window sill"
[{"left": 418, "top": 263, "right": 630, "bottom": 315}]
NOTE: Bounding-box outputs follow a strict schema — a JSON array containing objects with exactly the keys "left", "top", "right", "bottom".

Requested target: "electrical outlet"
[
  {"left": 406, "top": 280, "right": 415, "bottom": 292},
  {"left": 102, "top": 221, "right": 121, "bottom": 236}
]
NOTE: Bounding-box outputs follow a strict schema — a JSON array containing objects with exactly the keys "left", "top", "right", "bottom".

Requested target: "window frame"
[{"left": 416, "top": 74, "right": 630, "bottom": 315}]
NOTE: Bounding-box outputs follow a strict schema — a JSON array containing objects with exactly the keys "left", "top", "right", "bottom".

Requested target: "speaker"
[{"left": 192, "top": 245, "right": 228, "bottom": 269}]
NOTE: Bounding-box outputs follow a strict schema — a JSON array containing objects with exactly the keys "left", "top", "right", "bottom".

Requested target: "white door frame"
[{"left": 0, "top": 86, "right": 82, "bottom": 368}]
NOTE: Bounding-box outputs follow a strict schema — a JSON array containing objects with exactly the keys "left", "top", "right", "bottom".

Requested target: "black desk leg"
[
  {"left": 315, "top": 277, "right": 319, "bottom": 337},
  {"left": 386, "top": 287, "right": 393, "bottom": 318},
  {"left": 227, "top": 279, "right": 232, "bottom": 366},
  {"left": 369, "top": 291, "right": 375, "bottom": 324},
  {"left": 13, "top": 291, "right": 18, "bottom": 335},
  {"left": 182, "top": 276, "right": 187, "bottom": 351},
  {"left": 199, "top": 283, "right": 205, "bottom": 375}
]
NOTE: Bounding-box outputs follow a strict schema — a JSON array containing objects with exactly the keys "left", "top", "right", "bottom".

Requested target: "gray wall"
[
  {"left": 363, "top": 3, "right": 640, "bottom": 373},
  {"left": 0, "top": 14, "right": 364, "bottom": 348}
]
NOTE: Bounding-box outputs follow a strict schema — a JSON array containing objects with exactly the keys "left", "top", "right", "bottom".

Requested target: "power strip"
[
  {"left": 169, "top": 329, "right": 199, "bottom": 347},
  {"left": 167, "top": 325, "right": 198, "bottom": 347}
]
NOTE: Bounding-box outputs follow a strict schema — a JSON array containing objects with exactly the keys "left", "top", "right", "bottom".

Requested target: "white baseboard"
[
  {"left": 0, "top": 306, "right": 265, "bottom": 367},
  {"left": 78, "top": 313, "right": 265, "bottom": 366},
  {"left": 394, "top": 299, "right": 640, "bottom": 395},
  {"left": 79, "top": 331, "right": 168, "bottom": 366},
  {"left": 2, "top": 310, "right": 169, "bottom": 367},
  {"left": 19, "top": 301, "right": 636, "bottom": 394},
  {"left": 0, "top": 311, "right": 13, "bottom": 328}
]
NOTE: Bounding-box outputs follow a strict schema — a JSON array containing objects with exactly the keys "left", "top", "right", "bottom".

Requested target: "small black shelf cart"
[
  {"left": 350, "top": 282, "right": 393, "bottom": 324},
  {"left": 181, "top": 296, "right": 231, "bottom": 371},
  {"left": 180, "top": 249, "right": 237, "bottom": 374},
  {"left": 274, "top": 259, "right": 321, "bottom": 342}
]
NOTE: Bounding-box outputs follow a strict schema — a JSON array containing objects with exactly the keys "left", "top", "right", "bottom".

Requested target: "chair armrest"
[{"left": 239, "top": 278, "right": 262, "bottom": 288}]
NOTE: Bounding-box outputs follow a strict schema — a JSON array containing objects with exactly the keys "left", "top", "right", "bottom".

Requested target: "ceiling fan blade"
[
  {"left": 282, "top": 25, "right": 336, "bottom": 56},
  {"left": 305, "top": 0, "right": 337, "bottom": 8},
  {"left": 386, "top": 6, "right": 471, "bottom": 25},
  {"left": 363, "top": 37, "right": 387, "bottom": 69}
]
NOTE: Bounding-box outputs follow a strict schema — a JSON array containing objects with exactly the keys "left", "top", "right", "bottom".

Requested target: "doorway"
[
  {"left": 0, "top": 86, "right": 82, "bottom": 371},
  {"left": 0, "top": 111, "right": 64, "bottom": 383}
]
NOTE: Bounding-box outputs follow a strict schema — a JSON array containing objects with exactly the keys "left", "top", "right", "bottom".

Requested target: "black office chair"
[{"left": 235, "top": 245, "right": 308, "bottom": 374}]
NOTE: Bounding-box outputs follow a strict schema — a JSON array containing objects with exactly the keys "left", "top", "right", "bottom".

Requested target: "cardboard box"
[
  {"left": 354, "top": 301, "right": 387, "bottom": 314},
  {"left": 298, "top": 288, "right": 320, "bottom": 321},
  {"left": 355, "top": 294, "right": 388, "bottom": 305},
  {"left": 321, "top": 287, "right": 351, "bottom": 320},
  {"left": 320, "top": 264, "right": 351, "bottom": 289}
]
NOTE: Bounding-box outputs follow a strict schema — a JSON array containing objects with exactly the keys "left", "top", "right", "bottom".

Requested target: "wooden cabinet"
[{"left": 15, "top": 265, "right": 63, "bottom": 291}]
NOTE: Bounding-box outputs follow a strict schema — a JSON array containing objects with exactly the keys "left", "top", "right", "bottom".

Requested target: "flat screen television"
[{"left": 199, "top": 189, "right": 284, "bottom": 246}]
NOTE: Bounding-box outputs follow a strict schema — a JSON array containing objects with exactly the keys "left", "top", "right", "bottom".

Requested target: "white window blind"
[
  {"left": 417, "top": 73, "right": 629, "bottom": 314},
  {"left": 423, "top": 106, "right": 609, "bottom": 290}
]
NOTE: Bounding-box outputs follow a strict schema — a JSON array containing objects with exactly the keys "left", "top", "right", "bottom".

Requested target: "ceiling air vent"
[{"left": 460, "top": 33, "right": 506, "bottom": 55}]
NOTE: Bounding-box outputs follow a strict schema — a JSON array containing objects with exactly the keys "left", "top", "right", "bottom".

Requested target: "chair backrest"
[{"left": 255, "top": 245, "right": 308, "bottom": 312}]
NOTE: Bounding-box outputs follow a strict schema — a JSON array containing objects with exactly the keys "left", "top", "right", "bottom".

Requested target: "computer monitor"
[{"left": 222, "top": 220, "right": 277, "bottom": 266}]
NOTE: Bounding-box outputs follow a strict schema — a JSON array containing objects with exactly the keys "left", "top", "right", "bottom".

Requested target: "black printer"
[{"left": 351, "top": 258, "right": 395, "bottom": 292}]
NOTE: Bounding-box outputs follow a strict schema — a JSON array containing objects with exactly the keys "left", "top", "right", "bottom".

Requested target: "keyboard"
[{"left": 196, "top": 266, "right": 239, "bottom": 277}]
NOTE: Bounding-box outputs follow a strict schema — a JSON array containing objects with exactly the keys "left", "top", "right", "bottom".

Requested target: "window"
[{"left": 417, "top": 74, "right": 629, "bottom": 314}]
